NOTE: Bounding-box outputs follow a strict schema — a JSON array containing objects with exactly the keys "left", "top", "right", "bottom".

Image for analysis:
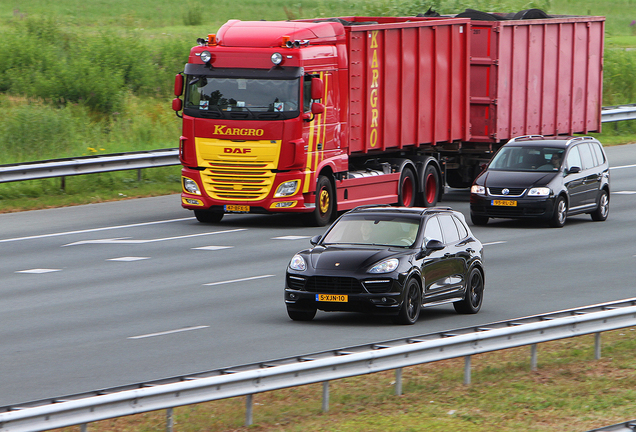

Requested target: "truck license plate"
[
  {"left": 492, "top": 200, "right": 517, "bottom": 207},
  {"left": 225, "top": 204, "right": 250, "bottom": 212},
  {"left": 316, "top": 294, "right": 348, "bottom": 302}
]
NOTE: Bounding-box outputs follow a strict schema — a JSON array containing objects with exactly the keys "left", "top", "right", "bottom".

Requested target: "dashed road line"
[
  {"left": 62, "top": 229, "right": 246, "bottom": 247},
  {"left": 204, "top": 274, "right": 275, "bottom": 286},
  {"left": 107, "top": 257, "right": 150, "bottom": 262},
  {"left": 128, "top": 325, "right": 210, "bottom": 340},
  {"left": 15, "top": 268, "right": 62, "bottom": 274}
]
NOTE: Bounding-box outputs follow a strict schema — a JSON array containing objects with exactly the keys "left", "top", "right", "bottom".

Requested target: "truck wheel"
[
  {"left": 194, "top": 210, "right": 224, "bottom": 223},
  {"left": 305, "top": 175, "right": 334, "bottom": 227},
  {"left": 398, "top": 167, "right": 416, "bottom": 207},
  {"left": 420, "top": 164, "right": 439, "bottom": 207}
]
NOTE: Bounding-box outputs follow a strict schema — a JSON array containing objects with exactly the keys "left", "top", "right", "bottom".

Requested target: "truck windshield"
[{"left": 184, "top": 76, "right": 301, "bottom": 120}]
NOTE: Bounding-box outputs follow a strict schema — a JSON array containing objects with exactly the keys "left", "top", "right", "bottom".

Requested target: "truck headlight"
[
  {"left": 528, "top": 187, "right": 550, "bottom": 197},
  {"left": 274, "top": 180, "right": 299, "bottom": 197},
  {"left": 183, "top": 177, "right": 201, "bottom": 195}
]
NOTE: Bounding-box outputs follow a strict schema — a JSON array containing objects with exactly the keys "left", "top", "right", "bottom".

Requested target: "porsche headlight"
[
  {"left": 289, "top": 254, "right": 306, "bottom": 271},
  {"left": 528, "top": 187, "right": 550, "bottom": 197},
  {"left": 368, "top": 258, "right": 399, "bottom": 274}
]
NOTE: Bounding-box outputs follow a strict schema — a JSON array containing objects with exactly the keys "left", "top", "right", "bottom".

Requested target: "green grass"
[{"left": 51, "top": 329, "right": 636, "bottom": 432}]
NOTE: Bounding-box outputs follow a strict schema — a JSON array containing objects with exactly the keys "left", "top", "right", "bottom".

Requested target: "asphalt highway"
[{"left": 1, "top": 144, "right": 635, "bottom": 406}]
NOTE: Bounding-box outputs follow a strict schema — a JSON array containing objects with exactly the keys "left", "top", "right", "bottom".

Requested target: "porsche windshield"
[
  {"left": 322, "top": 216, "right": 420, "bottom": 247},
  {"left": 489, "top": 146, "right": 565, "bottom": 172},
  {"left": 184, "top": 76, "right": 300, "bottom": 120}
]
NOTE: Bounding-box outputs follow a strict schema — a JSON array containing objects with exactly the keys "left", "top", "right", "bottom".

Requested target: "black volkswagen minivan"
[{"left": 470, "top": 135, "right": 610, "bottom": 228}]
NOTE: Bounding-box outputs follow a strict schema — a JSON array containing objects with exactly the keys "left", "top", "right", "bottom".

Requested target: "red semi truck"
[{"left": 172, "top": 11, "right": 604, "bottom": 225}]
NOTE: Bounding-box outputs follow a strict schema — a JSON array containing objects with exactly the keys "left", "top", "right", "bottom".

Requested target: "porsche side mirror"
[
  {"left": 425, "top": 239, "right": 445, "bottom": 251},
  {"left": 310, "top": 235, "right": 322, "bottom": 246}
]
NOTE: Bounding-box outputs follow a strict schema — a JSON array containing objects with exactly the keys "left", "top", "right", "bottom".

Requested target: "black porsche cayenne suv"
[
  {"left": 470, "top": 135, "right": 610, "bottom": 228},
  {"left": 284, "top": 205, "right": 485, "bottom": 325}
]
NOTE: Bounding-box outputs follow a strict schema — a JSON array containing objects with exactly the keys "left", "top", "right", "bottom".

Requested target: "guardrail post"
[
  {"left": 463, "top": 355, "right": 471, "bottom": 385},
  {"left": 322, "top": 381, "right": 329, "bottom": 412},
  {"left": 245, "top": 394, "right": 253, "bottom": 426},
  {"left": 395, "top": 368, "right": 403, "bottom": 395},
  {"left": 166, "top": 407, "right": 174, "bottom": 432},
  {"left": 80, "top": 424, "right": 88, "bottom": 432},
  {"left": 595, "top": 332, "right": 601, "bottom": 360},
  {"left": 61, "top": 176, "right": 66, "bottom": 191},
  {"left": 530, "top": 344, "right": 538, "bottom": 371},
  {"left": 137, "top": 169, "right": 142, "bottom": 182}
]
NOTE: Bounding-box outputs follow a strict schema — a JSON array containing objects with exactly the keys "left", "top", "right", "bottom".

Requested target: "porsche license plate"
[
  {"left": 225, "top": 204, "right": 250, "bottom": 212},
  {"left": 492, "top": 200, "right": 517, "bottom": 207},
  {"left": 316, "top": 294, "right": 348, "bottom": 302}
]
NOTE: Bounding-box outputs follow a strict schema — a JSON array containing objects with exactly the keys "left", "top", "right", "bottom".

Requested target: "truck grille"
[{"left": 201, "top": 162, "right": 275, "bottom": 201}]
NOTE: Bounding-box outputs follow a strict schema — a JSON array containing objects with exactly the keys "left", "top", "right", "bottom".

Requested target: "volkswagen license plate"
[{"left": 492, "top": 200, "right": 517, "bottom": 207}]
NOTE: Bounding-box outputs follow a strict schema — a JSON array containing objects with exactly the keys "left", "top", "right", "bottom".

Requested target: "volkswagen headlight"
[
  {"left": 471, "top": 185, "right": 485, "bottom": 195},
  {"left": 528, "top": 187, "right": 550, "bottom": 197}
]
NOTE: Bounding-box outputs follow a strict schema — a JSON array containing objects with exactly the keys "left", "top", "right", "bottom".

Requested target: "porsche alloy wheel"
[
  {"left": 393, "top": 278, "right": 421, "bottom": 325},
  {"left": 454, "top": 267, "right": 484, "bottom": 314}
]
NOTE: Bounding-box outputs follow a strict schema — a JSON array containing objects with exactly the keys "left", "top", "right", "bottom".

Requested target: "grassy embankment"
[
  {"left": 51, "top": 328, "right": 636, "bottom": 432},
  {"left": 1, "top": 0, "right": 636, "bottom": 212}
]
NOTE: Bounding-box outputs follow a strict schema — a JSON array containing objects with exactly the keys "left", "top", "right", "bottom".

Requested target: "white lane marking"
[
  {"left": 0, "top": 217, "right": 195, "bottom": 244},
  {"left": 193, "top": 246, "right": 233, "bottom": 251},
  {"left": 16, "top": 268, "right": 62, "bottom": 274},
  {"left": 128, "top": 325, "right": 210, "bottom": 340},
  {"left": 273, "top": 235, "right": 311, "bottom": 240},
  {"left": 204, "top": 274, "right": 275, "bottom": 286},
  {"left": 108, "top": 257, "right": 150, "bottom": 262},
  {"left": 483, "top": 241, "right": 507, "bottom": 246},
  {"left": 61, "top": 229, "right": 246, "bottom": 247},
  {"left": 610, "top": 163, "right": 636, "bottom": 170},
  {"left": 614, "top": 191, "right": 636, "bottom": 195}
]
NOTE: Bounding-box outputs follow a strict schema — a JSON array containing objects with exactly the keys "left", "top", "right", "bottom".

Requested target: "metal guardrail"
[
  {"left": 1, "top": 298, "right": 635, "bottom": 432},
  {"left": 0, "top": 149, "right": 179, "bottom": 184},
  {"left": 601, "top": 103, "right": 636, "bottom": 122},
  {"left": 0, "top": 105, "right": 633, "bottom": 185}
]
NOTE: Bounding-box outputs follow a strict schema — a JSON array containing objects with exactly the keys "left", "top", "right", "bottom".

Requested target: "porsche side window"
[
  {"left": 439, "top": 214, "right": 460, "bottom": 244},
  {"left": 452, "top": 215, "right": 469, "bottom": 239},
  {"left": 424, "top": 217, "right": 443, "bottom": 244}
]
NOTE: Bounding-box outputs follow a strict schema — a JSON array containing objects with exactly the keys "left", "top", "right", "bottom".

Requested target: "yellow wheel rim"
[{"left": 319, "top": 189, "right": 330, "bottom": 214}]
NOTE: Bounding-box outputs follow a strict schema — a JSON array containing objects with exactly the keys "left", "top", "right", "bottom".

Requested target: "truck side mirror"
[
  {"left": 172, "top": 98, "right": 183, "bottom": 112},
  {"left": 311, "top": 102, "right": 325, "bottom": 115},
  {"left": 174, "top": 73, "right": 184, "bottom": 97},
  {"left": 311, "top": 77, "right": 324, "bottom": 100}
]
